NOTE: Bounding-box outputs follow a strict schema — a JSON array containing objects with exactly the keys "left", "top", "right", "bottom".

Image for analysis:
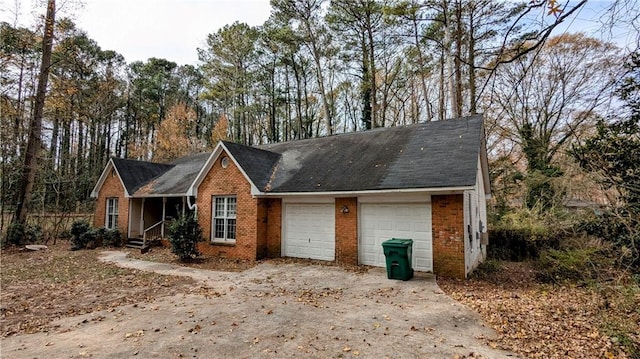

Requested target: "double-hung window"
[
  {"left": 213, "top": 196, "right": 236, "bottom": 243},
  {"left": 106, "top": 198, "right": 119, "bottom": 229}
]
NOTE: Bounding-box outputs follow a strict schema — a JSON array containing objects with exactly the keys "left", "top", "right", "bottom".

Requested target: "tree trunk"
[
  {"left": 367, "top": 21, "right": 377, "bottom": 128},
  {"left": 13, "top": 0, "right": 55, "bottom": 225},
  {"left": 453, "top": 0, "right": 463, "bottom": 118},
  {"left": 468, "top": 5, "right": 477, "bottom": 115}
]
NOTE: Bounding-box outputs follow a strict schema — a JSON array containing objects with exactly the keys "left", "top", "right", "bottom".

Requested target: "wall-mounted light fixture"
[{"left": 341, "top": 205, "right": 350, "bottom": 214}]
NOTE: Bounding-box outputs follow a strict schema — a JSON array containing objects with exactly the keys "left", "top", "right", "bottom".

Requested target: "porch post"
[
  {"left": 140, "top": 198, "right": 145, "bottom": 243},
  {"left": 182, "top": 197, "right": 186, "bottom": 216},
  {"left": 127, "top": 200, "right": 133, "bottom": 239},
  {"left": 161, "top": 197, "right": 167, "bottom": 238}
]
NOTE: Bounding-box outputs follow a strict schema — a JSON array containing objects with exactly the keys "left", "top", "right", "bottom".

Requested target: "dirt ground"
[{"left": 1, "top": 248, "right": 515, "bottom": 358}]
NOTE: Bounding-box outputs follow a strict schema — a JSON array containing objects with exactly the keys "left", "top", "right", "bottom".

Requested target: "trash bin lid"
[{"left": 381, "top": 238, "right": 413, "bottom": 247}]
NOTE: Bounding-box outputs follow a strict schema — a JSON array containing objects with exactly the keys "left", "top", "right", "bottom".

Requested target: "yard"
[{"left": 1, "top": 243, "right": 638, "bottom": 358}]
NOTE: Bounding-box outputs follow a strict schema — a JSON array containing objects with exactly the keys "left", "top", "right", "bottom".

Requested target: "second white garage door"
[
  {"left": 283, "top": 203, "right": 335, "bottom": 261},
  {"left": 359, "top": 203, "right": 432, "bottom": 272}
]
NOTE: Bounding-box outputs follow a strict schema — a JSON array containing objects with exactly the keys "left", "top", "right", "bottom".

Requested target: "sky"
[
  {"left": 1, "top": 0, "right": 636, "bottom": 66},
  {"left": 1, "top": 0, "right": 273, "bottom": 65}
]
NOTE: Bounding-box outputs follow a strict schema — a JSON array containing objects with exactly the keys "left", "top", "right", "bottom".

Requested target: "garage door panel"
[
  {"left": 284, "top": 204, "right": 335, "bottom": 261},
  {"left": 360, "top": 203, "right": 432, "bottom": 272}
]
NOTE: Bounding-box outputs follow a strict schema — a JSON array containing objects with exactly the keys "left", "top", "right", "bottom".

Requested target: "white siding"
[{"left": 464, "top": 156, "right": 489, "bottom": 275}]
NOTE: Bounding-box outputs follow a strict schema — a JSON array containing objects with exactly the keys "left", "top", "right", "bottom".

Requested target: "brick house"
[{"left": 91, "top": 115, "right": 490, "bottom": 278}]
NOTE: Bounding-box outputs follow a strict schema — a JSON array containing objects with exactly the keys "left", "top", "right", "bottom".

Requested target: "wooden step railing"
[{"left": 143, "top": 220, "right": 164, "bottom": 246}]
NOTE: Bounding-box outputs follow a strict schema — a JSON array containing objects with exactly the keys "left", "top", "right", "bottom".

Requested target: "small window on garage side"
[
  {"left": 213, "top": 196, "right": 236, "bottom": 243},
  {"left": 106, "top": 197, "right": 119, "bottom": 229}
]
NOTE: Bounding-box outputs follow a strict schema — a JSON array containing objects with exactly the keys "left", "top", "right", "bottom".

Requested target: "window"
[
  {"left": 106, "top": 198, "right": 119, "bottom": 229},
  {"left": 213, "top": 196, "right": 236, "bottom": 242}
]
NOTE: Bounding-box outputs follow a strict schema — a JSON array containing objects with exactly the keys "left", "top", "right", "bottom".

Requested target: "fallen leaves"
[
  {"left": 0, "top": 244, "right": 196, "bottom": 337},
  {"left": 438, "top": 261, "right": 639, "bottom": 358}
]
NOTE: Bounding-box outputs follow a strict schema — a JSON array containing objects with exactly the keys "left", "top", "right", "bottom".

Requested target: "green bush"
[
  {"left": 576, "top": 211, "right": 639, "bottom": 270},
  {"left": 70, "top": 220, "right": 92, "bottom": 250},
  {"left": 167, "top": 214, "right": 202, "bottom": 261},
  {"left": 2, "top": 222, "right": 43, "bottom": 247},
  {"left": 102, "top": 228, "right": 123, "bottom": 247},
  {"left": 3, "top": 222, "right": 24, "bottom": 247},
  {"left": 24, "top": 224, "right": 43, "bottom": 243},
  {"left": 488, "top": 207, "right": 568, "bottom": 260}
]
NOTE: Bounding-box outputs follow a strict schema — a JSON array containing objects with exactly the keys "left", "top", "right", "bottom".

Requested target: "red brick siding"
[
  {"left": 256, "top": 198, "right": 268, "bottom": 259},
  {"left": 335, "top": 198, "right": 358, "bottom": 265},
  {"left": 196, "top": 151, "right": 259, "bottom": 261},
  {"left": 265, "top": 198, "right": 282, "bottom": 258},
  {"left": 432, "top": 194, "right": 466, "bottom": 278},
  {"left": 94, "top": 168, "right": 129, "bottom": 236}
]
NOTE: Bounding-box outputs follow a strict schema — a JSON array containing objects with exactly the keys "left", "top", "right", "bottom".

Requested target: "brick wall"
[
  {"left": 335, "top": 198, "right": 358, "bottom": 265},
  {"left": 265, "top": 198, "right": 282, "bottom": 258},
  {"left": 94, "top": 166, "right": 129, "bottom": 236},
  {"left": 432, "top": 194, "right": 466, "bottom": 278},
  {"left": 196, "top": 150, "right": 259, "bottom": 261},
  {"left": 256, "top": 198, "right": 268, "bottom": 259}
]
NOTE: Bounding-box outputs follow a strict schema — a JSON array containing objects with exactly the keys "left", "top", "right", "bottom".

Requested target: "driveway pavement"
[{"left": 1, "top": 251, "right": 517, "bottom": 358}]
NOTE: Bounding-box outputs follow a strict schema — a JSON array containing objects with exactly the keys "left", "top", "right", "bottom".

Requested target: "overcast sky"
[
  {"left": 1, "top": 0, "right": 635, "bottom": 66},
  {"left": 2, "top": 0, "right": 272, "bottom": 65}
]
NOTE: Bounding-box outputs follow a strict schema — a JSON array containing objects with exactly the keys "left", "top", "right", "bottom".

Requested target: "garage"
[
  {"left": 283, "top": 203, "right": 335, "bottom": 261},
  {"left": 359, "top": 202, "right": 432, "bottom": 272}
]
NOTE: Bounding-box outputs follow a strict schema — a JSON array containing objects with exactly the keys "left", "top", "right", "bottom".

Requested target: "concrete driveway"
[{"left": 1, "top": 252, "right": 516, "bottom": 358}]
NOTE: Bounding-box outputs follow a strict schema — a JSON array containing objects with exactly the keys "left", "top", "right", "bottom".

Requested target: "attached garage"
[
  {"left": 283, "top": 203, "right": 335, "bottom": 261},
  {"left": 359, "top": 201, "right": 432, "bottom": 272}
]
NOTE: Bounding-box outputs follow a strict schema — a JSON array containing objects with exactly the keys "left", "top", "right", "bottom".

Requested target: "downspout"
[{"left": 187, "top": 195, "right": 197, "bottom": 216}]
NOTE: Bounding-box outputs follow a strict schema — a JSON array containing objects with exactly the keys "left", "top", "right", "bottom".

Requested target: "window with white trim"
[
  {"left": 106, "top": 198, "right": 119, "bottom": 229},
  {"left": 213, "top": 196, "right": 236, "bottom": 242}
]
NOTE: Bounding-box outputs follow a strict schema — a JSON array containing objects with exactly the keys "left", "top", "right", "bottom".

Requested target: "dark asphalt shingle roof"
[
  {"left": 107, "top": 115, "right": 484, "bottom": 196},
  {"left": 133, "top": 152, "right": 210, "bottom": 196},
  {"left": 111, "top": 158, "right": 173, "bottom": 195},
  {"left": 222, "top": 141, "right": 281, "bottom": 190},
  {"left": 261, "top": 114, "right": 483, "bottom": 192}
]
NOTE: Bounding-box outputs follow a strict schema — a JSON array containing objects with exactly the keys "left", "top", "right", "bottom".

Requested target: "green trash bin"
[{"left": 381, "top": 238, "right": 414, "bottom": 280}]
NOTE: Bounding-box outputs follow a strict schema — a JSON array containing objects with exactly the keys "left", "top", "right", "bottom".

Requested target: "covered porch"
[{"left": 127, "top": 196, "right": 195, "bottom": 247}]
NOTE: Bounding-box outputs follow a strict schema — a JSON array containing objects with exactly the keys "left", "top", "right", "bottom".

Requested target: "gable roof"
[
  {"left": 261, "top": 114, "right": 485, "bottom": 193},
  {"left": 221, "top": 141, "right": 281, "bottom": 191},
  {"left": 92, "top": 115, "right": 488, "bottom": 198},
  {"left": 112, "top": 158, "right": 174, "bottom": 195}
]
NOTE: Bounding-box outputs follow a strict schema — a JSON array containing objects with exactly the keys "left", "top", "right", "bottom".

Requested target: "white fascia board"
[
  {"left": 129, "top": 193, "right": 188, "bottom": 199},
  {"left": 255, "top": 186, "right": 471, "bottom": 198},
  {"left": 90, "top": 159, "right": 131, "bottom": 198},
  {"left": 187, "top": 141, "right": 261, "bottom": 197},
  {"left": 187, "top": 144, "right": 224, "bottom": 197}
]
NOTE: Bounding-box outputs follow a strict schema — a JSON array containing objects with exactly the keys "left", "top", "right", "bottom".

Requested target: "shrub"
[
  {"left": 2, "top": 222, "right": 43, "bottom": 247},
  {"left": 24, "top": 224, "right": 43, "bottom": 244},
  {"left": 102, "top": 228, "right": 123, "bottom": 247},
  {"left": 3, "top": 222, "right": 24, "bottom": 247},
  {"left": 576, "top": 211, "right": 639, "bottom": 271},
  {"left": 70, "top": 220, "right": 92, "bottom": 250},
  {"left": 167, "top": 214, "right": 202, "bottom": 261},
  {"left": 488, "top": 207, "right": 568, "bottom": 260}
]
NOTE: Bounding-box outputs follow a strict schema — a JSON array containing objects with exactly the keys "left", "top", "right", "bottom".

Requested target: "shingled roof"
[
  {"left": 222, "top": 141, "right": 281, "bottom": 190},
  {"left": 96, "top": 115, "right": 486, "bottom": 197},
  {"left": 133, "top": 152, "right": 210, "bottom": 196},
  {"left": 261, "top": 114, "right": 484, "bottom": 193},
  {"left": 111, "top": 158, "right": 173, "bottom": 195}
]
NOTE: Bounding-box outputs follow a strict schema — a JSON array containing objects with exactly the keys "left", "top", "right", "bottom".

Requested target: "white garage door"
[
  {"left": 283, "top": 203, "right": 335, "bottom": 261},
  {"left": 360, "top": 203, "right": 432, "bottom": 272}
]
